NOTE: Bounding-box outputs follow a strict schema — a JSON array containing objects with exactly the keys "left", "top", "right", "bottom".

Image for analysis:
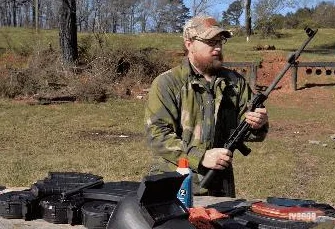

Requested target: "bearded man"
[{"left": 144, "top": 15, "right": 269, "bottom": 197}]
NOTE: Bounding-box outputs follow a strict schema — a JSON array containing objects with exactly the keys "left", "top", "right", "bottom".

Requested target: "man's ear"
[{"left": 184, "top": 39, "right": 192, "bottom": 50}]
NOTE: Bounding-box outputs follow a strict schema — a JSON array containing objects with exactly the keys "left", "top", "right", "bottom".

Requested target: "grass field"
[
  {"left": 0, "top": 27, "right": 334, "bottom": 62},
  {"left": 0, "top": 99, "right": 151, "bottom": 186},
  {"left": 0, "top": 85, "right": 334, "bottom": 205},
  {"left": 0, "top": 27, "right": 334, "bottom": 205}
]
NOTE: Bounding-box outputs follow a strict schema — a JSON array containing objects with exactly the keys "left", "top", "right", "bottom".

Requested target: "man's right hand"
[{"left": 201, "top": 148, "right": 232, "bottom": 170}]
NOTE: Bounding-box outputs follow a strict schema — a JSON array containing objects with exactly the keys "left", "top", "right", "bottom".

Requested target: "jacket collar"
[{"left": 183, "top": 58, "right": 227, "bottom": 91}]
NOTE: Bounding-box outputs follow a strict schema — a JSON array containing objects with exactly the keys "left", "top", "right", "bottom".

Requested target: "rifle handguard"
[{"left": 237, "top": 143, "right": 251, "bottom": 156}]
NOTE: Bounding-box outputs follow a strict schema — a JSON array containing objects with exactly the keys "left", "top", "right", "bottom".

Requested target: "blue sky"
[{"left": 183, "top": 0, "right": 334, "bottom": 18}]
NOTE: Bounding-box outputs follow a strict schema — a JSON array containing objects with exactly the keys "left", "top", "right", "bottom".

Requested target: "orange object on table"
[
  {"left": 251, "top": 202, "right": 325, "bottom": 222},
  {"left": 188, "top": 207, "right": 228, "bottom": 229}
]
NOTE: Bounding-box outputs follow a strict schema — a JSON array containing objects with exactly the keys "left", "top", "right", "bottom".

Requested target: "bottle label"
[
  {"left": 179, "top": 188, "right": 187, "bottom": 197},
  {"left": 177, "top": 175, "right": 193, "bottom": 208}
]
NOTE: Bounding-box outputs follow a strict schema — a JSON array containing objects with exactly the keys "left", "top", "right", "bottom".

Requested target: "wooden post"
[
  {"left": 291, "top": 63, "right": 298, "bottom": 91},
  {"left": 250, "top": 64, "right": 257, "bottom": 92}
]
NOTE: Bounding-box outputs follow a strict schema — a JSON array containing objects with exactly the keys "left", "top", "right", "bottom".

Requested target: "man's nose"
[{"left": 213, "top": 44, "right": 222, "bottom": 50}]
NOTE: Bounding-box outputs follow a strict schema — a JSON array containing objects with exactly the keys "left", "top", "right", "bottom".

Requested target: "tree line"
[
  {"left": 0, "top": 0, "right": 190, "bottom": 33},
  {"left": 2, "top": 0, "right": 335, "bottom": 63},
  {"left": 1, "top": 0, "right": 335, "bottom": 34},
  {"left": 223, "top": 0, "right": 335, "bottom": 36}
]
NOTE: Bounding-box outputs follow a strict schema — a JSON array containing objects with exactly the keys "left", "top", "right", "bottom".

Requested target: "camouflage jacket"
[{"left": 144, "top": 58, "right": 268, "bottom": 192}]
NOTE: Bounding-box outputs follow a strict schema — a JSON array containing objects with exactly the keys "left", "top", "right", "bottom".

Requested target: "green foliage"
[
  {"left": 252, "top": 1, "right": 335, "bottom": 37},
  {"left": 222, "top": 0, "right": 244, "bottom": 26},
  {"left": 165, "top": 0, "right": 191, "bottom": 32},
  {"left": 271, "top": 14, "right": 286, "bottom": 29},
  {"left": 313, "top": 2, "right": 335, "bottom": 28},
  {"left": 287, "top": 7, "right": 314, "bottom": 29},
  {"left": 254, "top": 2, "right": 335, "bottom": 33},
  {"left": 77, "top": 34, "right": 95, "bottom": 61},
  {"left": 254, "top": 19, "right": 277, "bottom": 38}
]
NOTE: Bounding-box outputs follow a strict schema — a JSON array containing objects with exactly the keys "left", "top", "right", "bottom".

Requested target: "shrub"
[
  {"left": 0, "top": 35, "right": 177, "bottom": 102},
  {"left": 70, "top": 74, "right": 110, "bottom": 103},
  {"left": 0, "top": 69, "right": 40, "bottom": 98}
]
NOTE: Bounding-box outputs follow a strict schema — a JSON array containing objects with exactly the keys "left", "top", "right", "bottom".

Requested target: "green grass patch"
[
  {"left": 0, "top": 99, "right": 152, "bottom": 186},
  {"left": 1, "top": 27, "right": 334, "bottom": 62},
  {"left": 0, "top": 27, "right": 334, "bottom": 205},
  {"left": 1, "top": 86, "right": 334, "bottom": 205},
  {"left": 234, "top": 87, "right": 335, "bottom": 204}
]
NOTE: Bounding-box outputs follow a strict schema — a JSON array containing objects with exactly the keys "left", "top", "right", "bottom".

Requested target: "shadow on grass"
[
  {"left": 255, "top": 82, "right": 335, "bottom": 92},
  {"left": 0, "top": 47, "right": 6, "bottom": 55},
  {"left": 281, "top": 42, "right": 335, "bottom": 56},
  {"left": 255, "top": 85, "right": 282, "bottom": 92},
  {"left": 314, "top": 42, "right": 335, "bottom": 50},
  {"left": 298, "top": 83, "right": 335, "bottom": 90},
  {"left": 280, "top": 42, "right": 335, "bottom": 55},
  {"left": 280, "top": 48, "right": 335, "bottom": 55}
]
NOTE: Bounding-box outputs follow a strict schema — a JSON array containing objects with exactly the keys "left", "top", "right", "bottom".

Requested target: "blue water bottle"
[{"left": 176, "top": 158, "right": 193, "bottom": 208}]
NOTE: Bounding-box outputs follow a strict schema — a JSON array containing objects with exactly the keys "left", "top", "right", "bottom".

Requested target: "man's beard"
[{"left": 193, "top": 54, "right": 223, "bottom": 75}]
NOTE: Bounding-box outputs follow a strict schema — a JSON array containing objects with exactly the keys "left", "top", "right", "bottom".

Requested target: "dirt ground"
[
  {"left": 119, "top": 51, "right": 334, "bottom": 99},
  {"left": 255, "top": 52, "right": 335, "bottom": 104},
  {"left": 2, "top": 50, "right": 334, "bottom": 105},
  {"left": 4, "top": 51, "right": 335, "bottom": 125},
  {"left": 251, "top": 52, "right": 335, "bottom": 139}
]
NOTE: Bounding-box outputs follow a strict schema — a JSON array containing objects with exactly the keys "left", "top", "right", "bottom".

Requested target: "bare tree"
[
  {"left": 118, "top": 0, "right": 140, "bottom": 33},
  {"left": 0, "top": 0, "right": 32, "bottom": 27},
  {"left": 137, "top": 0, "right": 152, "bottom": 32},
  {"left": 41, "top": 0, "right": 59, "bottom": 29},
  {"left": 59, "top": 0, "right": 78, "bottom": 64},
  {"left": 190, "top": 0, "right": 219, "bottom": 16},
  {"left": 150, "top": 0, "right": 189, "bottom": 32},
  {"left": 253, "top": 0, "right": 297, "bottom": 37},
  {"left": 77, "top": 0, "right": 92, "bottom": 31}
]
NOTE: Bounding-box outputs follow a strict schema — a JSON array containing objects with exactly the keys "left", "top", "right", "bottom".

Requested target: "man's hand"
[
  {"left": 245, "top": 107, "right": 268, "bottom": 129},
  {"left": 202, "top": 148, "right": 232, "bottom": 170}
]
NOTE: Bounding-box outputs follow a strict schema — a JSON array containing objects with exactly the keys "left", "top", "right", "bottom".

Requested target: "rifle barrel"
[
  {"left": 199, "top": 27, "right": 318, "bottom": 190},
  {"left": 264, "top": 28, "right": 318, "bottom": 96}
]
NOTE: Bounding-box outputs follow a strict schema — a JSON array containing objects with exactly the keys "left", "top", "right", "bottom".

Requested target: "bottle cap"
[{"left": 178, "top": 158, "right": 189, "bottom": 168}]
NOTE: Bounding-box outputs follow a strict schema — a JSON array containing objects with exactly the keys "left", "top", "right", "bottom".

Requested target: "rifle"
[
  {"left": 199, "top": 27, "right": 318, "bottom": 190},
  {"left": 61, "top": 179, "right": 104, "bottom": 201}
]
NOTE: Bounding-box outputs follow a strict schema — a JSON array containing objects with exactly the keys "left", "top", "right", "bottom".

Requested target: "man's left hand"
[{"left": 245, "top": 107, "right": 268, "bottom": 129}]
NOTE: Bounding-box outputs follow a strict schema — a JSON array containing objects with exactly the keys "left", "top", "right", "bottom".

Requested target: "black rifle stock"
[{"left": 199, "top": 27, "right": 318, "bottom": 189}]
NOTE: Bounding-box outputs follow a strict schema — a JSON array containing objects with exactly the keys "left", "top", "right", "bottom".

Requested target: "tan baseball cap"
[{"left": 183, "top": 15, "right": 231, "bottom": 40}]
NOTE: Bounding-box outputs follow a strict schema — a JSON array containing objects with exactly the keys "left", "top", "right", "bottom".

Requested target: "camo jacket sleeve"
[{"left": 144, "top": 69, "right": 189, "bottom": 169}]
